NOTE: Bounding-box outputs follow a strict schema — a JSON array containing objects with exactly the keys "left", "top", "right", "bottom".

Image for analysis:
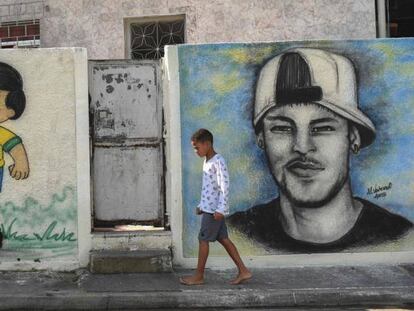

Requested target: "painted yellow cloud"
[
  {"left": 188, "top": 101, "right": 216, "bottom": 119},
  {"left": 211, "top": 71, "right": 244, "bottom": 95},
  {"left": 372, "top": 42, "right": 398, "bottom": 59},
  {"left": 398, "top": 62, "right": 414, "bottom": 77},
  {"left": 221, "top": 46, "right": 275, "bottom": 65}
]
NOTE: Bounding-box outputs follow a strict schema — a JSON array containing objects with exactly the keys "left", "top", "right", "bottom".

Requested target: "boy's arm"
[
  {"left": 215, "top": 158, "right": 230, "bottom": 216},
  {"left": 196, "top": 202, "right": 202, "bottom": 215},
  {"left": 8, "top": 143, "right": 30, "bottom": 180}
]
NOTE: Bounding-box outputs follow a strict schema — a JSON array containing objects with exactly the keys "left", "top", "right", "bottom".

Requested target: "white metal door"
[{"left": 89, "top": 60, "right": 163, "bottom": 225}]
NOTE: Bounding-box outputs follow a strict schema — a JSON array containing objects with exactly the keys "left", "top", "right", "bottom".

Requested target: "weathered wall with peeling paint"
[
  {"left": 0, "top": 48, "right": 90, "bottom": 271},
  {"left": 39, "top": 0, "right": 376, "bottom": 59}
]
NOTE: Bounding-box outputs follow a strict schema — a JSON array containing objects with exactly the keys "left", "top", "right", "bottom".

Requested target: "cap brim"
[{"left": 316, "top": 99, "right": 376, "bottom": 148}]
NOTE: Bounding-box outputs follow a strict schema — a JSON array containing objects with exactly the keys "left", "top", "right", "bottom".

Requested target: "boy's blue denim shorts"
[{"left": 198, "top": 212, "right": 228, "bottom": 242}]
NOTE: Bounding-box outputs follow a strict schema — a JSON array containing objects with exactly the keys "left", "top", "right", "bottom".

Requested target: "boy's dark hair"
[
  {"left": 191, "top": 128, "right": 213, "bottom": 144},
  {"left": 0, "top": 62, "right": 26, "bottom": 120}
]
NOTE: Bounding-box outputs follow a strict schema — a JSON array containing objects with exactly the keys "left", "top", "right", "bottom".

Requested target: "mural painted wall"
[
  {"left": 0, "top": 49, "right": 84, "bottom": 265},
  {"left": 177, "top": 39, "right": 414, "bottom": 257}
]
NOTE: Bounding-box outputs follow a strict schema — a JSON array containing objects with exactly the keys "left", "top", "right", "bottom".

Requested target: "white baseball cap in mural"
[{"left": 254, "top": 48, "right": 376, "bottom": 148}]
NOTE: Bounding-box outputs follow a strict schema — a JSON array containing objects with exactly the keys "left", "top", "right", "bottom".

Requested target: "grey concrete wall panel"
[
  {"left": 93, "top": 146, "right": 162, "bottom": 221},
  {"left": 90, "top": 62, "right": 160, "bottom": 142}
]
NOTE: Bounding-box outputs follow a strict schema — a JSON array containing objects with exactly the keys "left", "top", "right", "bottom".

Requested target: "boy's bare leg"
[
  {"left": 180, "top": 240, "right": 209, "bottom": 285},
  {"left": 218, "top": 238, "right": 252, "bottom": 285}
]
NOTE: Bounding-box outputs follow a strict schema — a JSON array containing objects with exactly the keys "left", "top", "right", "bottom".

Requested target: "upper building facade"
[{"left": 0, "top": 0, "right": 377, "bottom": 58}]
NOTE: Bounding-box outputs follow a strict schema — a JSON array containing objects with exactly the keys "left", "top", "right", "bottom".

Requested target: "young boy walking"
[{"left": 180, "top": 128, "right": 252, "bottom": 285}]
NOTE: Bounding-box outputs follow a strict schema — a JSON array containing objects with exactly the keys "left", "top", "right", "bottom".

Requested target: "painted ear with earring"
[
  {"left": 256, "top": 132, "right": 264, "bottom": 149},
  {"left": 352, "top": 144, "right": 360, "bottom": 154},
  {"left": 349, "top": 125, "right": 361, "bottom": 155}
]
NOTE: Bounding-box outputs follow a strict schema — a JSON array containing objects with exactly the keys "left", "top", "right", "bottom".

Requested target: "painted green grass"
[
  {"left": 2, "top": 218, "right": 76, "bottom": 244},
  {"left": 0, "top": 186, "right": 77, "bottom": 251}
]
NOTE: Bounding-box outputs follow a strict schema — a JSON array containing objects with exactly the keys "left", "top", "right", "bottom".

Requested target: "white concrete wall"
[
  {"left": 0, "top": 48, "right": 90, "bottom": 271},
  {"left": 40, "top": 0, "right": 376, "bottom": 59}
]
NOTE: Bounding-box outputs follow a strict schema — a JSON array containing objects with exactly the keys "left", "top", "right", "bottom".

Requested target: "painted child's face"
[
  {"left": 191, "top": 140, "right": 211, "bottom": 158},
  {"left": 0, "top": 90, "right": 15, "bottom": 122}
]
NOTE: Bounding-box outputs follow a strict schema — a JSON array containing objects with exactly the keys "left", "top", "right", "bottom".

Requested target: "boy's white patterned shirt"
[{"left": 197, "top": 154, "right": 230, "bottom": 215}]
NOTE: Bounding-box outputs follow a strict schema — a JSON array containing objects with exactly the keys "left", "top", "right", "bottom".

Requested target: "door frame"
[{"left": 88, "top": 59, "right": 165, "bottom": 229}]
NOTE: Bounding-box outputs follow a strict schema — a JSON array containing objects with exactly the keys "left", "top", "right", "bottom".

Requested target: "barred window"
[
  {"left": 0, "top": 19, "right": 40, "bottom": 49},
  {"left": 127, "top": 16, "right": 185, "bottom": 60}
]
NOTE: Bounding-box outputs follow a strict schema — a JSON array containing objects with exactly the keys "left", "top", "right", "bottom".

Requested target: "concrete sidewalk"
[{"left": 0, "top": 265, "right": 413, "bottom": 310}]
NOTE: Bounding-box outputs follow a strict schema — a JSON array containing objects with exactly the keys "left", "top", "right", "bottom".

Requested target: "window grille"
[{"left": 130, "top": 18, "right": 185, "bottom": 60}]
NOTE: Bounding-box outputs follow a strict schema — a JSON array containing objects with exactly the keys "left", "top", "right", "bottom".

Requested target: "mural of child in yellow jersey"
[
  {"left": 0, "top": 62, "right": 29, "bottom": 192},
  {"left": 0, "top": 62, "right": 29, "bottom": 247}
]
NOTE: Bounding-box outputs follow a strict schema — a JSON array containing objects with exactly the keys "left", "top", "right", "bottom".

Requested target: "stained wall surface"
[
  {"left": 165, "top": 38, "right": 414, "bottom": 268},
  {"left": 39, "top": 0, "right": 376, "bottom": 59},
  {"left": 0, "top": 0, "right": 43, "bottom": 23},
  {"left": 0, "top": 48, "right": 90, "bottom": 270}
]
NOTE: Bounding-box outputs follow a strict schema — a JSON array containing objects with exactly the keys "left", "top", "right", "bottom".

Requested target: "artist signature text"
[{"left": 367, "top": 182, "right": 392, "bottom": 199}]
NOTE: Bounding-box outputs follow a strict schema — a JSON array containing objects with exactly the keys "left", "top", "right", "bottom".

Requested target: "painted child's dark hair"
[
  {"left": 191, "top": 128, "right": 213, "bottom": 144},
  {"left": 0, "top": 62, "right": 25, "bottom": 120}
]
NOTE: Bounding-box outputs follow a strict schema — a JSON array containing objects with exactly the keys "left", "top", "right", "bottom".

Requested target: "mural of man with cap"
[{"left": 228, "top": 48, "right": 413, "bottom": 253}]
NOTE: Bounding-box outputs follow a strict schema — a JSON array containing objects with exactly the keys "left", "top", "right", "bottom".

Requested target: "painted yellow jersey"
[{"left": 0, "top": 126, "right": 22, "bottom": 167}]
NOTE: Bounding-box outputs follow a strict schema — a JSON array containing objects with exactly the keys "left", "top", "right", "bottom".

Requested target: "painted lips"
[{"left": 286, "top": 160, "right": 324, "bottom": 178}]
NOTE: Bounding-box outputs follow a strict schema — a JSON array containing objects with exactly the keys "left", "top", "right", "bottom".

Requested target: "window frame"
[
  {"left": 124, "top": 14, "right": 186, "bottom": 60},
  {"left": 376, "top": 0, "right": 389, "bottom": 37},
  {"left": 376, "top": 0, "right": 414, "bottom": 38}
]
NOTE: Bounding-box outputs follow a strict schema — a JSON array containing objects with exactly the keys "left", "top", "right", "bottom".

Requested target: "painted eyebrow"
[
  {"left": 264, "top": 115, "right": 294, "bottom": 124},
  {"left": 310, "top": 118, "right": 339, "bottom": 125}
]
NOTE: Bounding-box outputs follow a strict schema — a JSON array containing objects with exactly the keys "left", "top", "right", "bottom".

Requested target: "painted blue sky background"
[{"left": 178, "top": 39, "right": 414, "bottom": 256}]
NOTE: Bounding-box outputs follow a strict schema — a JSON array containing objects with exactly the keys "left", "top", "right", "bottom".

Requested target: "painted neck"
[{"left": 279, "top": 182, "right": 363, "bottom": 244}]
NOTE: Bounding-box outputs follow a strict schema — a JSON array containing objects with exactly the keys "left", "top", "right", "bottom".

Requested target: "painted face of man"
[{"left": 259, "top": 103, "right": 353, "bottom": 208}]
